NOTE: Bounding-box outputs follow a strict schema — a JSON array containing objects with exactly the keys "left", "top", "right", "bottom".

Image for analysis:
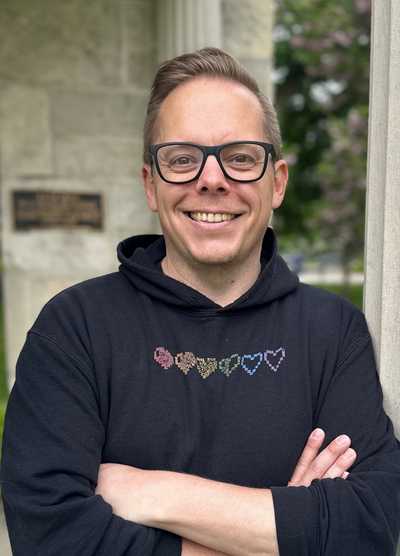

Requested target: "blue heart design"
[{"left": 241, "top": 352, "right": 263, "bottom": 375}]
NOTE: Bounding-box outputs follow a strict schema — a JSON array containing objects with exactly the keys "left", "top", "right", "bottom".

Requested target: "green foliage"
[
  {"left": 274, "top": 0, "right": 371, "bottom": 266},
  {"left": 317, "top": 283, "right": 363, "bottom": 309}
]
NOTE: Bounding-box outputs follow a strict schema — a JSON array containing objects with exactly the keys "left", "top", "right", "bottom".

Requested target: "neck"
[{"left": 161, "top": 252, "right": 262, "bottom": 307}]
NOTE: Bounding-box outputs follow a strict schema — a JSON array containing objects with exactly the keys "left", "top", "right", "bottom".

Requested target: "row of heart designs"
[{"left": 153, "top": 346, "right": 286, "bottom": 379}]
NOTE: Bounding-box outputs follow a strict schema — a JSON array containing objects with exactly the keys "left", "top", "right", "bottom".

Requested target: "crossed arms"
[
  {"left": 2, "top": 314, "right": 400, "bottom": 555},
  {"left": 96, "top": 428, "right": 356, "bottom": 556}
]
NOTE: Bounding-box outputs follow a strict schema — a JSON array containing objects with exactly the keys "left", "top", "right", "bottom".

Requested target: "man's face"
[{"left": 143, "top": 77, "right": 288, "bottom": 271}]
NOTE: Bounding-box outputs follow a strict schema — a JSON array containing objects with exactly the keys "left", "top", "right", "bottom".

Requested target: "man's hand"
[{"left": 288, "top": 428, "right": 356, "bottom": 487}]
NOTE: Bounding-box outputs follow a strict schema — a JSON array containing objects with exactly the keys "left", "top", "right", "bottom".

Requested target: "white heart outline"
[{"left": 264, "top": 348, "right": 286, "bottom": 372}]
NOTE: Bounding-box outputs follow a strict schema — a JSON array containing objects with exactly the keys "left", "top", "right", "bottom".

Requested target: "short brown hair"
[{"left": 143, "top": 47, "right": 282, "bottom": 164}]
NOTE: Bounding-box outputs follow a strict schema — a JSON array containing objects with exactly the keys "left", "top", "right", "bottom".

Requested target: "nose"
[{"left": 195, "top": 154, "right": 230, "bottom": 194}]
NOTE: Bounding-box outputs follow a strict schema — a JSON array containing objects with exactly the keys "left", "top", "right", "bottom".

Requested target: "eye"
[
  {"left": 170, "top": 155, "right": 196, "bottom": 167},
  {"left": 230, "top": 154, "right": 254, "bottom": 165},
  {"left": 221, "top": 143, "right": 264, "bottom": 169},
  {"left": 225, "top": 153, "right": 257, "bottom": 167}
]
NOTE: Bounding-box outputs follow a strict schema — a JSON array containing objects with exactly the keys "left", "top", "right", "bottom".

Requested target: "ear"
[
  {"left": 271, "top": 159, "right": 289, "bottom": 210},
  {"left": 142, "top": 164, "right": 159, "bottom": 212}
]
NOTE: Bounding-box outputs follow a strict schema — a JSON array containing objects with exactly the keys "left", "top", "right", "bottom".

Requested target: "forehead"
[{"left": 156, "top": 77, "right": 265, "bottom": 144}]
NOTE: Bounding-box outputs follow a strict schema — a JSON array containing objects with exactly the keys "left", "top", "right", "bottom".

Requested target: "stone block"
[
  {"left": 128, "top": 49, "right": 157, "bottom": 90},
  {"left": 0, "top": 84, "right": 52, "bottom": 177},
  {"left": 222, "top": 0, "right": 274, "bottom": 59},
  {"left": 54, "top": 137, "right": 143, "bottom": 178},
  {"left": 123, "top": 0, "right": 156, "bottom": 52},
  {"left": 0, "top": 0, "right": 121, "bottom": 87},
  {"left": 107, "top": 179, "right": 158, "bottom": 238},
  {"left": 51, "top": 91, "right": 147, "bottom": 138}
]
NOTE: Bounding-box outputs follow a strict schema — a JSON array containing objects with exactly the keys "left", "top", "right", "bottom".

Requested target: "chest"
[{"left": 101, "top": 327, "right": 315, "bottom": 488}]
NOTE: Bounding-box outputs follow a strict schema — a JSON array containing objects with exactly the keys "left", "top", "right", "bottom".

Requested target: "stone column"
[
  {"left": 157, "top": 0, "right": 222, "bottom": 61},
  {"left": 156, "top": 0, "right": 274, "bottom": 100},
  {"left": 222, "top": 0, "right": 275, "bottom": 99},
  {"left": 364, "top": 2, "right": 400, "bottom": 435}
]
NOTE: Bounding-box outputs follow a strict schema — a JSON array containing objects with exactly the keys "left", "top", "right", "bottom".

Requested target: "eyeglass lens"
[{"left": 156, "top": 143, "right": 267, "bottom": 183}]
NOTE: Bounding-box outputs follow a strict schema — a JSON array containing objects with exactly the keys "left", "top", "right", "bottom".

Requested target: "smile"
[{"left": 188, "top": 212, "right": 239, "bottom": 223}]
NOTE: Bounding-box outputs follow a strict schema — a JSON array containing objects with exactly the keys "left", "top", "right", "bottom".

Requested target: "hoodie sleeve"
[
  {"left": 270, "top": 309, "right": 400, "bottom": 556},
  {"left": 0, "top": 331, "right": 182, "bottom": 556}
]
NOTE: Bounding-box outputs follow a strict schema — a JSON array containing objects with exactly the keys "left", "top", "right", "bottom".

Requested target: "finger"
[
  {"left": 299, "top": 434, "right": 351, "bottom": 486},
  {"left": 342, "top": 471, "right": 350, "bottom": 479},
  {"left": 322, "top": 448, "right": 357, "bottom": 479},
  {"left": 289, "top": 428, "right": 325, "bottom": 485}
]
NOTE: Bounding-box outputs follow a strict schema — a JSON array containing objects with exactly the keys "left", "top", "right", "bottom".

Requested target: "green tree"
[{"left": 274, "top": 0, "right": 371, "bottom": 272}]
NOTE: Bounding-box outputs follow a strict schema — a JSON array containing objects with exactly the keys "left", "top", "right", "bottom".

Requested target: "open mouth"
[{"left": 186, "top": 212, "right": 240, "bottom": 223}]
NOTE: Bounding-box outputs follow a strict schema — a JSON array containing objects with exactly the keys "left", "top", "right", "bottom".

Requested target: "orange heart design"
[{"left": 175, "top": 352, "right": 196, "bottom": 374}]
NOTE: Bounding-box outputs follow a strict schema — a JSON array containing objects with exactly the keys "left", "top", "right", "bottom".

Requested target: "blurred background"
[
  {"left": 274, "top": 0, "right": 369, "bottom": 307},
  {"left": 0, "top": 1, "right": 371, "bottom": 550}
]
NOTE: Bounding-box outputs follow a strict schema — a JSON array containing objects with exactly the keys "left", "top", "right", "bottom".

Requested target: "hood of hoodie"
[{"left": 117, "top": 227, "right": 298, "bottom": 314}]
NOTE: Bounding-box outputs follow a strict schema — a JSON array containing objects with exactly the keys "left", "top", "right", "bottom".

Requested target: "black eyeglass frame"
[{"left": 148, "top": 141, "right": 276, "bottom": 185}]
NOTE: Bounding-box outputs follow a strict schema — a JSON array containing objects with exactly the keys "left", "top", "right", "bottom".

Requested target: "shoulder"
[
  {"left": 30, "top": 272, "right": 132, "bottom": 348},
  {"left": 35, "top": 272, "right": 130, "bottom": 319},
  {"left": 297, "top": 281, "right": 364, "bottom": 319}
]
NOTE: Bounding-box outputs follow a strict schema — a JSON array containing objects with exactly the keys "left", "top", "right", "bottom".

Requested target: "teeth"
[{"left": 189, "top": 212, "right": 236, "bottom": 223}]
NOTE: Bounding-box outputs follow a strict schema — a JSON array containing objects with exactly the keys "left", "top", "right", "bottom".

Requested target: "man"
[{"left": 1, "top": 48, "right": 399, "bottom": 555}]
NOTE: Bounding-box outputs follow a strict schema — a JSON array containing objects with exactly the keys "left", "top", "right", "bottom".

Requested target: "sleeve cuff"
[{"left": 270, "top": 485, "right": 320, "bottom": 556}]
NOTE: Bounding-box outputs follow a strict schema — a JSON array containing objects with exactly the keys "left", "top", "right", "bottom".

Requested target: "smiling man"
[
  {"left": 143, "top": 75, "right": 288, "bottom": 307},
  {"left": 2, "top": 48, "right": 400, "bottom": 556}
]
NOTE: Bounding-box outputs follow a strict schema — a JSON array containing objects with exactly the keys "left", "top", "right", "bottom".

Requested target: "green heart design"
[{"left": 218, "top": 353, "right": 241, "bottom": 377}]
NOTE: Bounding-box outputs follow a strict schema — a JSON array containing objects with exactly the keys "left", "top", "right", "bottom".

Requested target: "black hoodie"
[{"left": 2, "top": 228, "right": 400, "bottom": 555}]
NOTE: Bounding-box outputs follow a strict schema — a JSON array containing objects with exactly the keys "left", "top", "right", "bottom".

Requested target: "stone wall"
[{"left": 0, "top": 0, "right": 159, "bottom": 385}]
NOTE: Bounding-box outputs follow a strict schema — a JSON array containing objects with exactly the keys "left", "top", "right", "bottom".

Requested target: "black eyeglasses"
[{"left": 149, "top": 141, "right": 276, "bottom": 184}]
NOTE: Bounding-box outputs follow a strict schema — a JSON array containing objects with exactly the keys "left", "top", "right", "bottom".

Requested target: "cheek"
[
  {"left": 252, "top": 189, "right": 272, "bottom": 214},
  {"left": 156, "top": 189, "right": 184, "bottom": 220}
]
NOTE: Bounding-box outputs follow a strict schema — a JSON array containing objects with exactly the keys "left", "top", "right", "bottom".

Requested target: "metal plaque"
[{"left": 13, "top": 190, "right": 103, "bottom": 231}]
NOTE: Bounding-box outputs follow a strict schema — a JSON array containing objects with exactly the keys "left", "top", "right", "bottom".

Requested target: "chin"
[{"left": 188, "top": 246, "right": 240, "bottom": 266}]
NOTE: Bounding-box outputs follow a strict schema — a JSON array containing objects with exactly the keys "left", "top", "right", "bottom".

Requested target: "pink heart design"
[{"left": 154, "top": 347, "right": 174, "bottom": 370}]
